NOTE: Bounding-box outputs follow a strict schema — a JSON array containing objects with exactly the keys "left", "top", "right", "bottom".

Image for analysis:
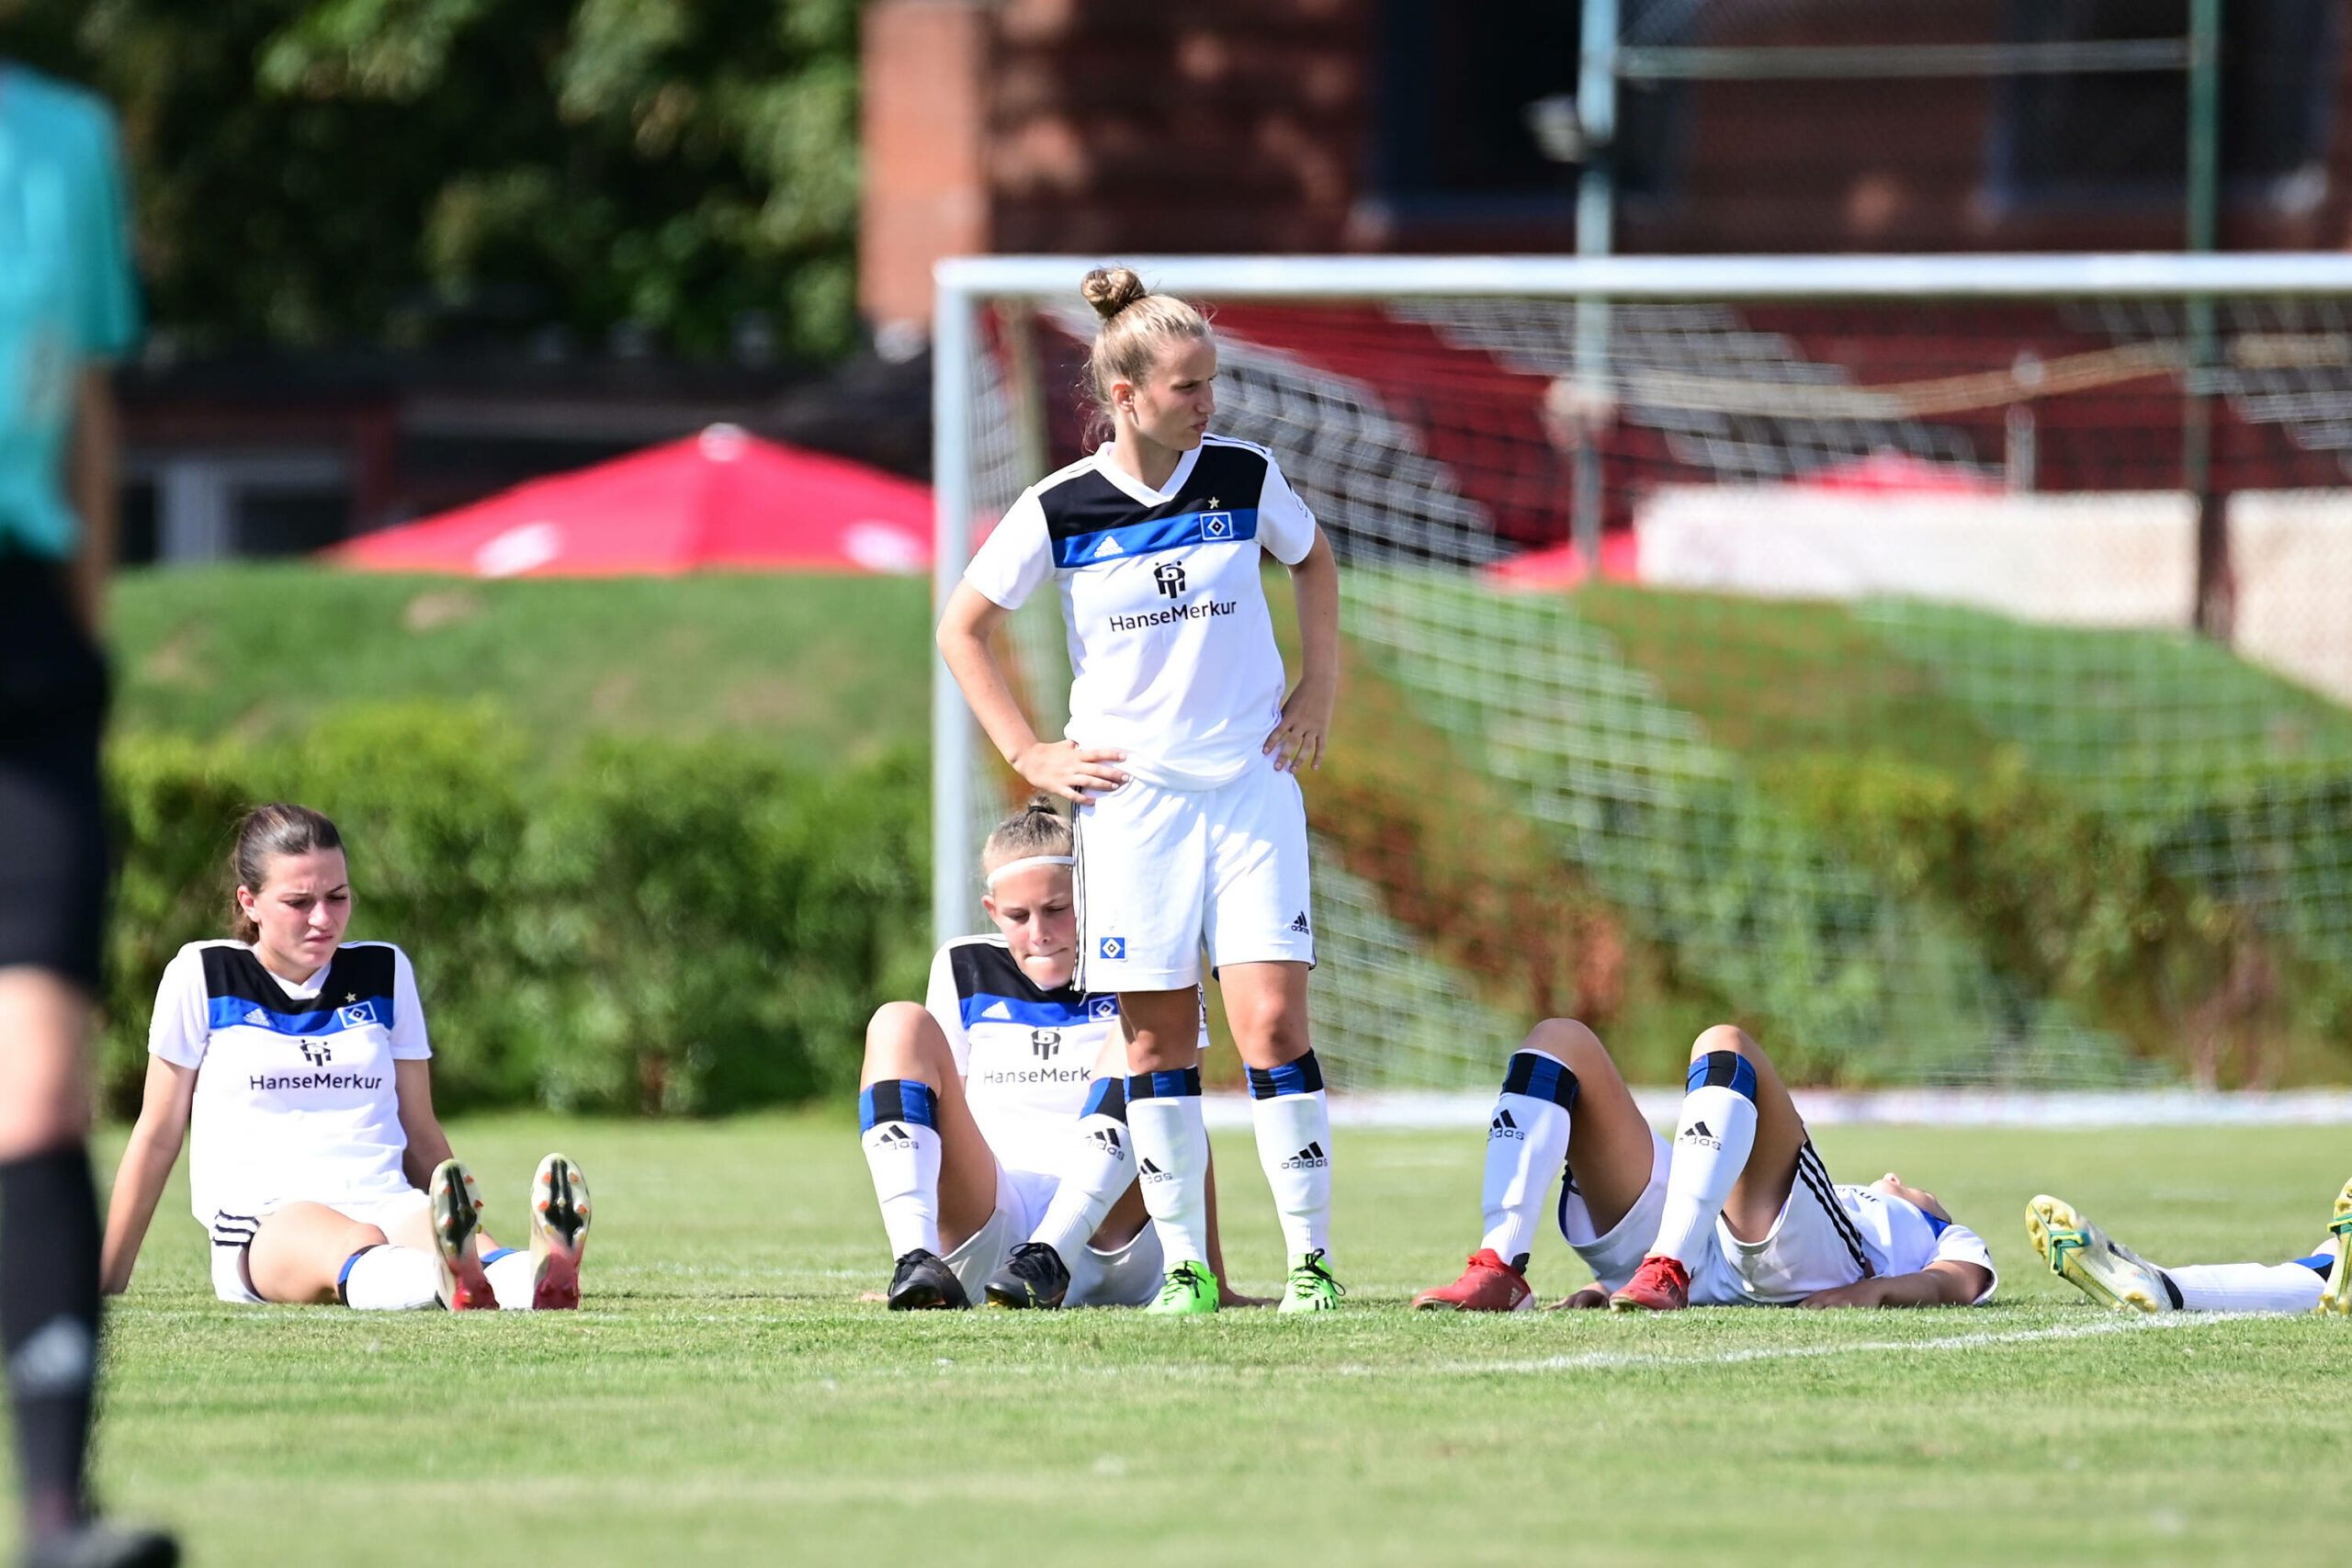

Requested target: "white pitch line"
[{"left": 1399, "top": 1309, "right": 2267, "bottom": 1378}]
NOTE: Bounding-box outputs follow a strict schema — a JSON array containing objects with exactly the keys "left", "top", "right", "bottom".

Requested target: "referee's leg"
[{"left": 0, "top": 700, "right": 110, "bottom": 1548}]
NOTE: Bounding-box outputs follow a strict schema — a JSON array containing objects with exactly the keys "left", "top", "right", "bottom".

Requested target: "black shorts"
[{"left": 0, "top": 558, "right": 110, "bottom": 992}]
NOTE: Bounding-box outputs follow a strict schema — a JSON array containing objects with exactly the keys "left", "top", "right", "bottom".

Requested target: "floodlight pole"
[
  {"left": 1573, "top": 0, "right": 1619, "bottom": 575},
  {"left": 2185, "top": 0, "right": 2227, "bottom": 638},
  {"left": 932, "top": 276, "right": 978, "bottom": 947}
]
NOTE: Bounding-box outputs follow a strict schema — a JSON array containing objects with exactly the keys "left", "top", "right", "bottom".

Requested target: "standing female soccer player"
[
  {"left": 859, "top": 795, "right": 1250, "bottom": 1310},
  {"left": 100, "top": 806, "right": 592, "bottom": 1314},
  {"left": 937, "top": 267, "right": 1343, "bottom": 1314}
]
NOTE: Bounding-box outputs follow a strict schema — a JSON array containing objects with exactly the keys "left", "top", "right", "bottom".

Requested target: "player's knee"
[
  {"left": 1521, "top": 1017, "right": 1611, "bottom": 1075},
  {"left": 1690, "top": 1022, "right": 1758, "bottom": 1063},
  {"left": 1237, "top": 1000, "right": 1310, "bottom": 1065},
  {"left": 863, "top": 1000, "right": 940, "bottom": 1077}
]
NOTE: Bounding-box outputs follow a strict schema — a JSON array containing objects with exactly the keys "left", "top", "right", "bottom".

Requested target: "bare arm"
[
  {"left": 1264, "top": 525, "right": 1339, "bottom": 773},
  {"left": 65, "top": 367, "right": 119, "bottom": 639},
  {"left": 394, "top": 1058, "right": 503, "bottom": 1249},
  {"left": 99, "top": 1056, "right": 196, "bottom": 1294},
  {"left": 935, "top": 581, "right": 1127, "bottom": 803},
  {"left": 1798, "top": 1260, "right": 1992, "bottom": 1309}
]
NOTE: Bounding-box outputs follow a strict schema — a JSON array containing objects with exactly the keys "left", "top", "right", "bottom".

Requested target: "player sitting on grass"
[
  {"left": 862, "top": 795, "right": 1248, "bottom": 1311},
  {"left": 1413, "top": 1019, "right": 1996, "bottom": 1313},
  {"left": 99, "top": 804, "right": 590, "bottom": 1313},
  {"left": 2028, "top": 1182, "right": 2352, "bottom": 1315}
]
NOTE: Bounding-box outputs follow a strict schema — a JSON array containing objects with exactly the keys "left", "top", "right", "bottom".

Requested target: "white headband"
[{"left": 985, "top": 854, "right": 1075, "bottom": 888}]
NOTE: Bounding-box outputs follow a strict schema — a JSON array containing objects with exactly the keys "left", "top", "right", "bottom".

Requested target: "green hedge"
[{"left": 102, "top": 705, "right": 929, "bottom": 1118}]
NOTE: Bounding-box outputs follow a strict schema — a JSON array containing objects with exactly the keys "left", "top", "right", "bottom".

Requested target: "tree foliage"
[{"left": 5, "top": 0, "right": 863, "bottom": 356}]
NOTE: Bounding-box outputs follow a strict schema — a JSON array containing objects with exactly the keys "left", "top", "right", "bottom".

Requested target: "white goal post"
[{"left": 930, "top": 251, "right": 2352, "bottom": 1091}]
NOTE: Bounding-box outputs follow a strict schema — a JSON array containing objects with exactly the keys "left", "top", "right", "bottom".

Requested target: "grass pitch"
[{"left": 79, "top": 1114, "right": 2351, "bottom": 1566}]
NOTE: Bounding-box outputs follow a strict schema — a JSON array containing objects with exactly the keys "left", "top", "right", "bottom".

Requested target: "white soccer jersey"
[
  {"left": 924, "top": 935, "right": 1208, "bottom": 1173},
  {"left": 963, "top": 435, "right": 1319, "bottom": 789},
  {"left": 149, "top": 940, "right": 430, "bottom": 1227},
  {"left": 1838, "top": 1184, "right": 1999, "bottom": 1302}
]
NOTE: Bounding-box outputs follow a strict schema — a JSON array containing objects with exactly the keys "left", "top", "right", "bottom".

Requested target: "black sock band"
[
  {"left": 0, "top": 1145, "right": 100, "bottom": 1533},
  {"left": 2158, "top": 1269, "right": 2186, "bottom": 1310},
  {"left": 1500, "top": 1052, "right": 1578, "bottom": 1109}
]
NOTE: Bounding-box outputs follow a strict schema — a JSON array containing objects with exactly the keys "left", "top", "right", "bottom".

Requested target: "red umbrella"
[{"left": 333, "top": 424, "right": 933, "bottom": 577}]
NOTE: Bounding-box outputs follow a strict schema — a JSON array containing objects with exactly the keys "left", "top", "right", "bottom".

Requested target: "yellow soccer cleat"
[
  {"left": 2318, "top": 1176, "right": 2352, "bottom": 1317},
  {"left": 2027, "top": 1194, "right": 2170, "bottom": 1313}
]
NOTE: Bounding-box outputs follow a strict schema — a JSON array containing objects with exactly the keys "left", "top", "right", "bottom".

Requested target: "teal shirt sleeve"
[{"left": 70, "top": 96, "right": 141, "bottom": 361}]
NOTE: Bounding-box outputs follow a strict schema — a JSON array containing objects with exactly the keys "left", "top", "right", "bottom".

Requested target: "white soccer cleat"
[
  {"left": 429, "top": 1157, "right": 498, "bottom": 1310},
  {"left": 2318, "top": 1175, "right": 2352, "bottom": 1317},
  {"left": 2027, "top": 1194, "right": 2169, "bottom": 1313},
  {"left": 528, "top": 1153, "right": 591, "bottom": 1311}
]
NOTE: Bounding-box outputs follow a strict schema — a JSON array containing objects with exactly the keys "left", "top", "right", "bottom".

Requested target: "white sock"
[
  {"left": 1249, "top": 1054, "right": 1332, "bottom": 1262},
  {"left": 483, "top": 1248, "right": 538, "bottom": 1311},
  {"left": 860, "top": 1079, "right": 944, "bottom": 1258},
  {"left": 1480, "top": 1051, "right": 1577, "bottom": 1269},
  {"left": 1649, "top": 1055, "right": 1760, "bottom": 1267},
  {"left": 2165, "top": 1261, "right": 2326, "bottom": 1314},
  {"left": 337, "top": 1245, "right": 440, "bottom": 1311},
  {"left": 1126, "top": 1068, "right": 1210, "bottom": 1267},
  {"left": 1028, "top": 1083, "right": 1137, "bottom": 1258}
]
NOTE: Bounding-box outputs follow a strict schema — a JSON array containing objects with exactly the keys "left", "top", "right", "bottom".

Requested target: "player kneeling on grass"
[
  {"left": 1413, "top": 1020, "right": 1996, "bottom": 1313},
  {"left": 99, "top": 805, "right": 590, "bottom": 1313},
  {"left": 862, "top": 796, "right": 1250, "bottom": 1311},
  {"left": 2028, "top": 1180, "right": 2352, "bottom": 1316}
]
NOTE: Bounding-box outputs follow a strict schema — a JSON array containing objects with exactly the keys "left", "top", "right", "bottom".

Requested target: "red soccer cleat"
[
  {"left": 1411, "top": 1248, "right": 1535, "bottom": 1312},
  {"left": 1608, "top": 1255, "right": 1690, "bottom": 1313}
]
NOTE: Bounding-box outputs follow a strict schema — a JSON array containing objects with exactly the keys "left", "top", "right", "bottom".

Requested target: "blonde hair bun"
[{"left": 1081, "top": 265, "right": 1150, "bottom": 321}]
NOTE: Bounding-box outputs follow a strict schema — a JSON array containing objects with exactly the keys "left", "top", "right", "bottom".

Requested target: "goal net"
[{"left": 932, "top": 255, "right": 2352, "bottom": 1092}]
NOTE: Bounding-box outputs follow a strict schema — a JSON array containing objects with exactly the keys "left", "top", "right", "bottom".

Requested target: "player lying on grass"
[
  {"left": 862, "top": 795, "right": 1251, "bottom": 1311},
  {"left": 1413, "top": 1019, "right": 1996, "bottom": 1313},
  {"left": 99, "top": 804, "right": 590, "bottom": 1313},
  {"left": 2028, "top": 1182, "right": 2352, "bottom": 1315}
]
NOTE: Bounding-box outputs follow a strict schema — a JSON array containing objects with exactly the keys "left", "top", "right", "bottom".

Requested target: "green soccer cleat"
[
  {"left": 1278, "top": 1249, "right": 1345, "bottom": 1314},
  {"left": 1146, "top": 1260, "right": 1220, "bottom": 1315},
  {"left": 2027, "top": 1194, "right": 2170, "bottom": 1313},
  {"left": 2319, "top": 1176, "right": 2352, "bottom": 1317}
]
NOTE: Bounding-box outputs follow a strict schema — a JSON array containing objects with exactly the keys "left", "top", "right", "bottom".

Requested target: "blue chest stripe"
[
  {"left": 1052, "top": 507, "right": 1259, "bottom": 569},
  {"left": 207, "top": 995, "right": 394, "bottom": 1036},
  {"left": 959, "top": 991, "right": 1118, "bottom": 1030}
]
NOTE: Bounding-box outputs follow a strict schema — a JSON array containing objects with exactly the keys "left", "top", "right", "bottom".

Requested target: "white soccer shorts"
[
  {"left": 209, "top": 1189, "right": 430, "bottom": 1305},
  {"left": 1075, "top": 754, "right": 1315, "bottom": 992},
  {"left": 1557, "top": 1129, "right": 1872, "bottom": 1305},
  {"left": 939, "top": 1165, "right": 1164, "bottom": 1308}
]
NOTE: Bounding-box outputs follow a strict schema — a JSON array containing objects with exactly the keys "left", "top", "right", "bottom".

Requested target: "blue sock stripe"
[
  {"left": 859, "top": 1079, "right": 937, "bottom": 1132},
  {"left": 1125, "top": 1066, "right": 1203, "bottom": 1101},
  {"left": 481, "top": 1247, "right": 520, "bottom": 1266},
  {"left": 1081, "top": 1076, "right": 1130, "bottom": 1122},
  {"left": 337, "top": 1247, "right": 369, "bottom": 1289},
  {"left": 2292, "top": 1252, "right": 2335, "bottom": 1277},
  {"left": 1686, "top": 1051, "right": 1758, "bottom": 1100},
  {"left": 1245, "top": 1052, "right": 1325, "bottom": 1100},
  {"left": 1499, "top": 1052, "right": 1578, "bottom": 1110}
]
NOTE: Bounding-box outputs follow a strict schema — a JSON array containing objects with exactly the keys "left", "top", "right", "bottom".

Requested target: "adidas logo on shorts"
[
  {"left": 1288, "top": 911, "right": 1311, "bottom": 934},
  {"left": 1489, "top": 1108, "right": 1522, "bottom": 1141},
  {"left": 1279, "top": 1142, "right": 1329, "bottom": 1171}
]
